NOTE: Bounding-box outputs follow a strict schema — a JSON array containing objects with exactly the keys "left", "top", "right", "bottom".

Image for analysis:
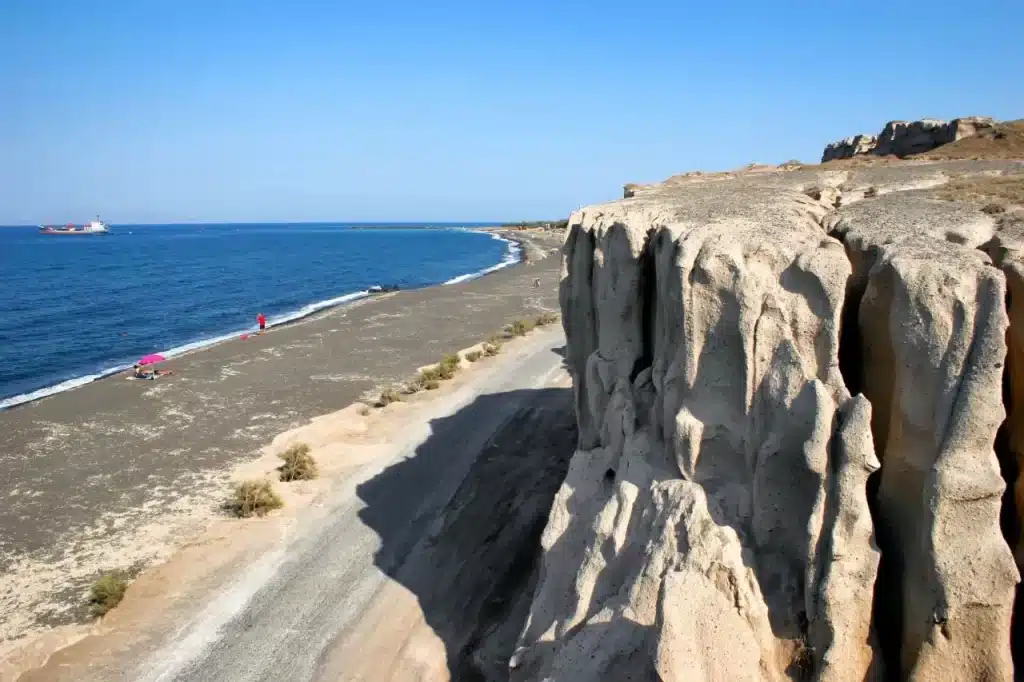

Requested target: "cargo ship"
[{"left": 39, "top": 216, "right": 110, "bottom": 235}]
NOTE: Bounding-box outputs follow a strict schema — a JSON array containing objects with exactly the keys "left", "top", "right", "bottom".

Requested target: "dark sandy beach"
[{"left": 0, "top": 229, "right": 563, "bottom": 639}]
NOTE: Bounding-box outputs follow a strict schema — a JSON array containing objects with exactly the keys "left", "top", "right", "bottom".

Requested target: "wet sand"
[{"left": 0, "top": 229, "right": 563, "bottom": 641}]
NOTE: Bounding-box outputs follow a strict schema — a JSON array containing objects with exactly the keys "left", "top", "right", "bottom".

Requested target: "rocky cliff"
[
  {"left": 514, "top": 160, "right": 1024, "bottom": 680},
  {"left": 822, "top": 117, "right": 996, "bottom": 162}
]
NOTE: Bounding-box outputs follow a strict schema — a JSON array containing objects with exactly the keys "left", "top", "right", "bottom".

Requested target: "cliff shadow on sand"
[{"left": 341, "top": 377, "right": 576, "bottom": 681}]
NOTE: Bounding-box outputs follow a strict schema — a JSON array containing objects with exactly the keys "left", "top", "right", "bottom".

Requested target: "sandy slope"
[{"left": 13, "top": 325, "right": 571, "bottom": 682}]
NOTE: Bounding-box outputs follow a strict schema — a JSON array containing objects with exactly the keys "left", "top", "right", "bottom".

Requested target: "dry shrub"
[
  {"left": 377, "top": 388, "right": 402, "bottom": 407},
  {"left": 278, "top": 443, "right": 318, "bottom": 481},
  {"left": 483, "top": 343, "right": 501, "bottom": 357},
  {"left": 437, "top": 354, "right": 461, "bottom": 380},
  {"left": 535, "top": 311, "right": 559, "bottom": 326},
  {"left": 508, "top": 319, "right": 534, "bottom": 337},
  {"left": 230, "top": 480, "right": 284, "bottom": 518},
  {"left": 423, "top": 379, "right": 440, "bottom": 390},
  {"left": 89, "top": 574, "right": 127, "bottom": 617},
  {"left": 466, "top": 350, "right": 483, "bottom": 362},
  {"left": 982, "top": 202, "right": 1007, "bottom": 215}
]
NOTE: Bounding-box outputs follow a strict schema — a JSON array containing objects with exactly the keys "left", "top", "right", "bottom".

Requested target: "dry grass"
[
  {"left": 919, "top": 120, "right": 1024, "bottom": 160},
  {"left": 278, "top": 443, "right": 318, "bottom": 481},
  {"left": 508, "top": 319, "right": 535, "bottom": 337},
  {"left": 89, "top": 574, "right": 127, "bottom": 617},
  {"left": 376, "top": 388, "right": 403, "bottom": 407},
  {"left": 465, "top": 350, "right": 483, "bottom": 362},
  {"left": 229, "top": 480, "right": 284, "bottom": 518},
  {"left": 932, "top": 174, "right": 1024, "bottom": 207},
  {"left": 535, "top": 311, "right": 559, "bottom": 326},
  {"left": 437, "top": 354, "right": 461, "bottom": 380}
]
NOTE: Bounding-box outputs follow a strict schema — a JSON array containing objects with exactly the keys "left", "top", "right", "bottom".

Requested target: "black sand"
[{"left": 0, "top": 230, "right": 563, "bottom": 635}]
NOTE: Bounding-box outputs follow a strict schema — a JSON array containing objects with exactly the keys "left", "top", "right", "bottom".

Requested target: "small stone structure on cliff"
[
  {"left": 513, "top": 159, "right": 1024, "bottom": 680},
  {"left": 821, "top": 117, "right": 996, "bottom": 162}
]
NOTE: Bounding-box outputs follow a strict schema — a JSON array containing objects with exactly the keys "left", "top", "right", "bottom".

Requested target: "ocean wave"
[
  {"left": 0, "top": 289, "right": 373, "bottom": 411},
  {"left": 0, "top": 367, "right": 130, "bottom": 410},
  {"left": 443, "top": 232, "right": 522, "bottom": 285}
]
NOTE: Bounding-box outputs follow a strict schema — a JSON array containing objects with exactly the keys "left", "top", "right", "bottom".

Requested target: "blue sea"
[{"left": 0, "top": 223, "right": 517, "bottom": 409}]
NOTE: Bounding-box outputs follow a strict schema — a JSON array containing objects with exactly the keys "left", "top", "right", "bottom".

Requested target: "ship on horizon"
[{"left": 39, "top": 216, "right": 110, "bottom": 235}]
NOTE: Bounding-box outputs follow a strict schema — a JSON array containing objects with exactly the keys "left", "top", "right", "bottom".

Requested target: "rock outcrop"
[
  {"left": 822, "top": 117, "right": 996, "bottom": 162},
  {"left": 515, "top": 160, "right": 1024, "bottom": 681}
]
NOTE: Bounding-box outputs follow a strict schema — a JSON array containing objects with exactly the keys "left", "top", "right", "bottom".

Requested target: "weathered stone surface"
[
  {"left": 821, "top": 117, "right": 997, "bottom": 162},
  {"left": 822, "top": 134, "right": 878, "bottom": 163},
  {"left": 518, "top": 160, "right": 1024, "bottom": 681}
]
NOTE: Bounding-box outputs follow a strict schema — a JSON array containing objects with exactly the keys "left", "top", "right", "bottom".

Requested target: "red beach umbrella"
[{"left": 137, "top": 353, "right": 166, "bottom": 366}]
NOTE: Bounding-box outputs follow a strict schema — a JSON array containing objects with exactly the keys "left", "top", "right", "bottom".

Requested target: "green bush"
[
  {"left": 278, "top": 443, "right": 318, "bottom": 481},
  {"left": 230, "top": 480, "right": 284, "bottom": 518},
  {"left": 465, "top": 350, "right": 483, "bottom": 362},
  {"left": 89, "top": 574, "right": 127, "bottom": 617}
]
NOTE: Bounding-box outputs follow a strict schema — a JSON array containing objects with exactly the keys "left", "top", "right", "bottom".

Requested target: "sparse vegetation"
[
  {"left": 508, "top": 319, "right": 535, "bottom": 337},
  {"left": 278, "top": 443, "right": 318, "bottom": 481},
  {"left": 229, "top": 480, "right": 284, "bottom": 518},
  {"left": 376, "top": 388, "right": 402, "bottom": 407},
  {"left": 437, "top": 354, "right": 461, "bottom": 380},
  {"left": 933, "top": 174, "right": 1024, "bottom": 206},
  {"left": 919, "top": 119, "right": 1024, "bottom": 160},
  {"left": 465, "top": 350, "right": 483, "bottom": 362},
  {"left": 89, "top": 574, "right": 127, "bottom": 617},
  {"left": 535, "top": 311, "right": 559, "bottom": 326}
]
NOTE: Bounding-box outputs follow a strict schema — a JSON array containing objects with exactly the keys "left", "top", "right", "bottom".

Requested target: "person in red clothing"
[{"left": 257, "top": 312, "right": 266, "bottom": 332}]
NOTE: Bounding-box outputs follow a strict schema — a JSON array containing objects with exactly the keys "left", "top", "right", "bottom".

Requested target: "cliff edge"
[{"left": 514, "top": 158, "right": 1024, "bottom": 680}]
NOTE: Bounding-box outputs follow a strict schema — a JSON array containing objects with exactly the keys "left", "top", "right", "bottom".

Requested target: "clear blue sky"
[{"left": 2, "top": 1, "right": 1022, "bottom": 224}]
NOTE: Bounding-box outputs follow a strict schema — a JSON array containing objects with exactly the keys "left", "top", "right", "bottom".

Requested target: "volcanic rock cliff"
[
  {"left": 513, "top": 159, "right": 1024, "bottom": 681},
  {"left": 821, "top": 117, "right": 996, "bottom": 162}
]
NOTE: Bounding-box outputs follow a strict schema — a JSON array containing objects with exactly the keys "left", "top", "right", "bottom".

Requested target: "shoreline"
[
  {"left": 0, "top": 226, "right": 563, "bottom": 652},
  {"left": 0, "top": 228, "right": 528, "bottom": 412},
  {"left": 2, "top": 324, "right": 569, "bottom": 682}
]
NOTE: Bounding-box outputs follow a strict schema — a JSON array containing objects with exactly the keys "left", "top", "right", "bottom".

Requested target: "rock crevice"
[{"left": 516, "top": 161, "right": 1023, "bottom": 681}]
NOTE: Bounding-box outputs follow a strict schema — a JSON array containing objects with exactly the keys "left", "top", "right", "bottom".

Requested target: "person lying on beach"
[{"left": 132, "top": 365, "right": 174, "bottom": 380}]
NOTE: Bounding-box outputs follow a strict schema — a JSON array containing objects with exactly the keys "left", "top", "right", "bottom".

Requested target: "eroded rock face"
[
  {"left": 516, "top": 162, "right": 1023, "bottom": 681},
  {"left": 821, "top": 117, "right": 996, "bottom": 162}
]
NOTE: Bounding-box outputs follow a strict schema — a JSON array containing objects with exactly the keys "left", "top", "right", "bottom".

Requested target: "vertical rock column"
[
  {"left": 859, "top": 237, "right": 1018, "bottom": 680},
  {"left": 519, "top": 190, "right": 883, "bottom": 681}
]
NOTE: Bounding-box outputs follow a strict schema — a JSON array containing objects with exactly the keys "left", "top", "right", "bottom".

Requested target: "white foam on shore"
[
  {"left": 0, "top": 289, "right": 373, "bottom": 411},
  {"left": 0, "top": 369, "right": 131, "bottom": 410},
  {"left": 0, "top": 229, "right": 519, "bottom": 411},
  {"left": 443, "top": 231, "right": 522, "bottom": 285}
]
